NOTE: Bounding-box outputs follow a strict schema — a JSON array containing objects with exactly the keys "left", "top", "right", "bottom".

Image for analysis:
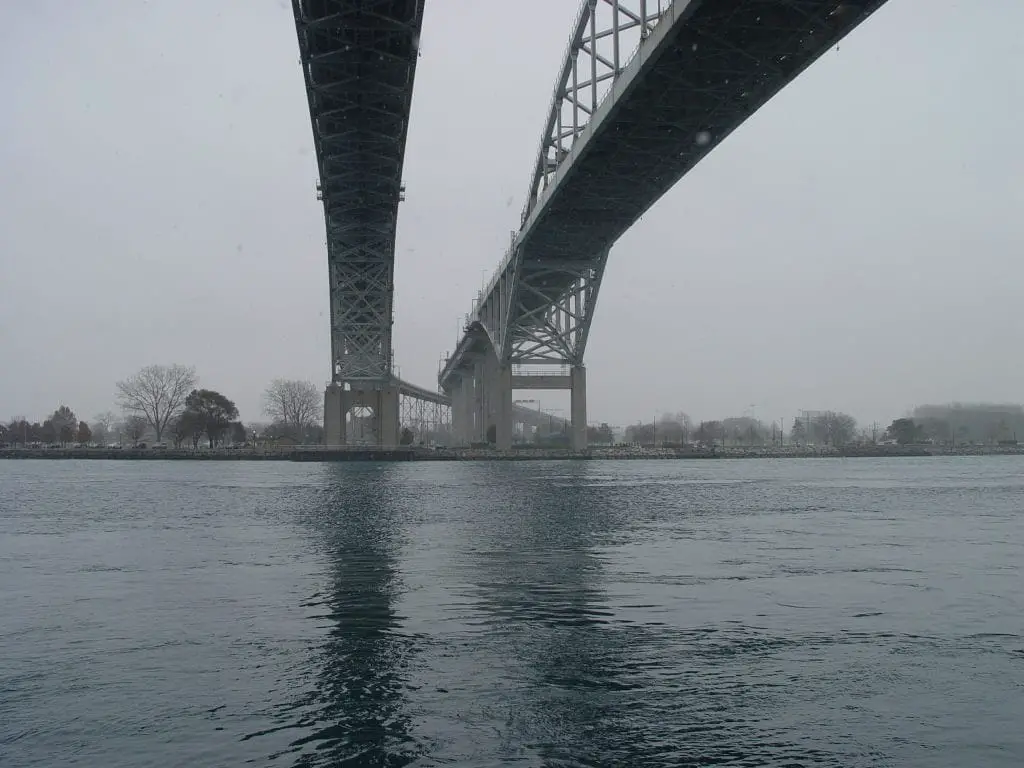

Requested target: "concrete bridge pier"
[
  {"left": 506, "top": 364, "right": 588, "bottom": 450},
  {"left": 473, "top": 359, "right": 486, "bottom": 444},
  {"left": 570, "top": 365, "right": 587, "bottom": 451},
  {"left": 464, "top": 374, "right": 478, "bottom": 445},
  {"left": 493, "top": 363, "right": 514, "bottom": 451},
  {"left": 324, "top": 383, "right": 400, "bottom": 446},
  {"left": 448, "top": 378, "right": 463, "bottom": 445},
  {"left": 477, "top": 353, "right": 513, "bottom": 450},
  {"left": 448, "top": 374, "right": 476, "bottom": 447}
]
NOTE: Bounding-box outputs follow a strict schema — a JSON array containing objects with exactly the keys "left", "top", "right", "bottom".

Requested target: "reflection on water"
[
  {"left": 468, "top": 465, "right": 643, "bottom": 764},
  {"left": 2, "top": 458, "right": 1022, "bottom": 767},
  {"left": 460, "top": 465, "right": 847, "bottom": 766},
  {"left": 280, "top": 467, "right": 422, "bottom": 766}
]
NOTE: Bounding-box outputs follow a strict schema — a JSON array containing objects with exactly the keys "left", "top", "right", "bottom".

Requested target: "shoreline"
[{"left": 2, "top": 446, "right": 1021, "bottom": 462}]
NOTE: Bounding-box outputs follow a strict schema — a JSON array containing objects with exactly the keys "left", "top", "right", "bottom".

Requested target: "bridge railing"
[{"left": 513, "top": 364, "right": 570, "bottom": 377}]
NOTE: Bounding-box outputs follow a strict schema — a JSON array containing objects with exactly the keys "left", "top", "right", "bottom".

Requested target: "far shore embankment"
[{"left": 2, "top": 444, "right": 1022, "bottom": 462}]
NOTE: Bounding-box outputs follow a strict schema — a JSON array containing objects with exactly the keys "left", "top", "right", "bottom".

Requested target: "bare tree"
[
  {"left": 92, "top": 410, "right": 118, "bottom": 446},
  {"left": 263, "top": 379, "right": 321, "bottom": 438},
  {"left": 123, "top": 415, "right": 149, "bottom": 446},
  {"left": 116, "top": 364, "right": 197, "bottom": 443}
]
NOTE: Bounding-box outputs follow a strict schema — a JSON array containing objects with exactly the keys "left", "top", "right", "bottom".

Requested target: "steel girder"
[
  {"left": 441, "top": 0, "right": 890, "bottom": 387},
  {"left": 393, "top": 376, "right": 571, "bottom": 440},
  {"left": 394, "top": 376, "right": 448, "bottom": 405},
  {"left": 394, "top": 375, "right": 569, "bottom": 432},
  {"left": 293, "top": 0, "right": 425, "bottom": 383}
]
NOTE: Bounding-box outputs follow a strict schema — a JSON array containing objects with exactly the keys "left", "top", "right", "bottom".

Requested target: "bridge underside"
[
  {"left": 440, "top": 0, "right": 889, "bottom": 449},
  {"left": 292, "top": 0, "right": 425, "bottom": 445},
  {"left": 514, "top": 0, "right": 890, "bottom": 319}
]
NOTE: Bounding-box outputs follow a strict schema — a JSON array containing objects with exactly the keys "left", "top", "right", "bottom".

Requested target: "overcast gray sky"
[{"left": 2, "top": 0, "right": 1022, "bottom": 428}]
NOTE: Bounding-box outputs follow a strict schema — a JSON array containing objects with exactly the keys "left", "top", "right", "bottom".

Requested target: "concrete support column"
[
  {"left": 324, "top": 383, "right": 399, "bottom": 446},
  {"left": 324, "top": 383, "right": 345, "bottom": 446},
  {"left": 570, "top": 365, "right": 587, "bottom": 451},
  {"left": 494, "top": 364, "right": 513, "bottom": 451},
  {"left": 448, "top": 381, "right": 464, "bottom": 445},
  {"left": 376, "top": 386, "right": 400, "bottom": 446},
  {"left": 482, "top": 352, "right": 497, "bottom": 439},
  {"left": 460, "top": 375, "right": 476, "bottom": 446},
  {"left": 473, "top": 360, "right": 486, "bottom": 444}
]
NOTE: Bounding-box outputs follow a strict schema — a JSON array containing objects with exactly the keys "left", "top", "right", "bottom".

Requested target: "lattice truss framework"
[
  {"left": 293, "top": 0, "right": 425, "bottom": 382},
  {"left": 475, "top": 252, "right": 609, "bottom": 367},
  {"left": 456, "top": 0, "right": 888, "bottom": 381},
  {"left": 525, "top": 0, "right": 670, "bottom": 218},
  {"left": 398, "top": 391, "right": 451, "bottom": 442},
  {"left": 473, "top": 0, "right": 668, "bottom": 368}
]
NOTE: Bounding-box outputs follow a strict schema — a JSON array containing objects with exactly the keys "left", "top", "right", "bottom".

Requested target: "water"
[{"left": 1, "top": 457, "right": 1022, "bottom": 767}]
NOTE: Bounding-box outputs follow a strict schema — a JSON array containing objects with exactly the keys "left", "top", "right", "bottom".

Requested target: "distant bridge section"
[
  {"left": 440, "top": 0, "right": 889, "bottom": 449},
  {"left": 395, "top": 377, "right": 569, "bottom": 445}
]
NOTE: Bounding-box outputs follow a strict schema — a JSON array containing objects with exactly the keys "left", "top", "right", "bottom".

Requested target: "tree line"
[
  {"left": 9, "top": 367, "right": 1019, "bottom": 451},
  {"left": 2, "top": 364, "right": 325, "bottom": 449},
  {"left": 2, "top": 405, "right": 91, "bottom": 447},
  {"left": 618, "top": 404, "right": 1023, "bottom": 448},
  {"left": 621, "top": 411, "right": 860, "bottom": 447}
]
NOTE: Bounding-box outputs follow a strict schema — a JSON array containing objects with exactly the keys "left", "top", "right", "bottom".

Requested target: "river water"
[{"left": 1, "top": 458, "right": 1022, "bottom": 767}]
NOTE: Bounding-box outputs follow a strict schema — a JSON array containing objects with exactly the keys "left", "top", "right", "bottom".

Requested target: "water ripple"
[{"left": 1, "top": 458, "right": 1022, "bottom": 766}]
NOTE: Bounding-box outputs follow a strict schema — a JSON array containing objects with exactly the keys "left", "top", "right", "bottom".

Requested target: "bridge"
[
  {"left": 292, "top": 0, "right": 889, "bottom": 448},
  {"left": 394, "top": 377, "right": 570, "bottom": 446}
]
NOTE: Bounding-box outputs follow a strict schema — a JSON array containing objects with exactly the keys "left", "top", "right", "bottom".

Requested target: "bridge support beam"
[
  {"left": 493, "top": 364, "right": 513, "bottom": 451},
  {"left": 473, "top": 360, "right": 486, "bottom": 444},
  {"left": 378, "top": 386, "right": 400, "bottom": 447},
  {"left": 325, "top": 383, "right": 344, "bottom": 446},
  {"left": 571, "top": 365, "right": 587, "bottom": 451},
  {"left": 448, "top": 379, "right": 462, "bottom": 446},
  {"left": 448, "top": 375, "right": 475, "bottom": 447},
  {"left": 478, "top": 353, "right": 513, "bottom": 451},
  {"left": 324, "top": 383, "right": 400, "bottom": 447},
  {"left": 464, "top": 375, "right": 477, "bottom": 445}
]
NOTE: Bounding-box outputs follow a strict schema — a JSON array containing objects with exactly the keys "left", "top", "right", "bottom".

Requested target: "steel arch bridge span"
[
  {"left": 292, "top": 0, "right": 425, "bottom": 385},
  {"left": 292, "top": 0, "right": 431, "bottom": 446},
  {"left": 440, "top": 0, "right": 890, "bottom": 401}
]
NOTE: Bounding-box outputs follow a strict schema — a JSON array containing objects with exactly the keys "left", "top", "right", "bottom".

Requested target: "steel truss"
[
  {"left": 474, "top": 0, "right": 668, "bottom": 371},
  {"left": 479, "top": 250, "right": 606, "bottom": 364},
  {"left": 398, "top": 390, "right": 451, "bottom": 444},
  {"left": 292, "top": 0, "right": 425, "bottom": 383},
  {"left": 524, "top": 0, "right": 671, "bottom": 220},
  {"left": 443, "top": 0, "right": 890, "bottom": 389}
]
